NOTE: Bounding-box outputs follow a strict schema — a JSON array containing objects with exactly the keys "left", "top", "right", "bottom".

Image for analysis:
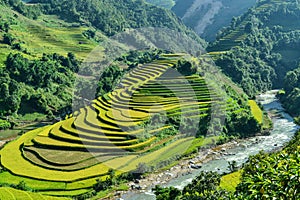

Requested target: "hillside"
[
  {"left": 29, "top": 0, "right": 202, "bottom": 41},
  {"left": 1, "top": 0, "right": 296, "bottom": 199},
  {"left": 0, "top": 0, "right": 205, "bottom": 129},
  {"left": 207, "top": 0, "right": 300, "bottom": 107},
  {"left": 172, "top": 0, "right": 257, "bottom": 41},
  {"left": 0, "top": 53, "right": 262, "bottom": 198}
]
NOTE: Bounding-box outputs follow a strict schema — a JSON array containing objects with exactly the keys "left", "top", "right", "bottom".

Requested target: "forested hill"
[
  {"left": 208, "top": 0, "right": 300, "bottom": 121},
  {"left": 172, "top": 0, "right": 257, "bottom": 41},
  {"left": 26, "top": 0, "right": 203, "bottom": 43},
  {"left": 0, "top": 0, "right": 205, "bottom": 127}
]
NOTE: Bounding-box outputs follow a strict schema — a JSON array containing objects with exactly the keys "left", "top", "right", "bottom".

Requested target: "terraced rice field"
[
  {"left": 0, "top": 187, "right": 69, "bottom": 200},
  {"left": 208, "top": 0, "right": 283, "bottom": 52},
  {"left": 248, "top": 100, "right": 263, "bottom": 124},
  {"left": 0, "top": 54, "right": 225, "bottom": 196}
]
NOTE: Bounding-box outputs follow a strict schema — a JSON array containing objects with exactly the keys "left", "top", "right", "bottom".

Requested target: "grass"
[
  {"left": 220, "top": 171, "right": 242, "bottom": 192},
  {"left": 118, "top": 137, "right": 194, "bottom": 172},
  {"left": 248, "top": 100, "right": 263, "bottom": 124},
  {"left": 184, "top": 136, "right": 219, "bottom": 155},
  {"left": 17, "top": 112, "right": 47, "bottom": 122},
  {"left": 1, "top": 127, "right": 112, "bottom": 182},
  {"left": 0, "top": 187, "right": 71, "bottom": 200},
  {"left": 0, "top": 4, "right": 100, "bottom": 66},
  {"left": 90, "top": 183, "right": 129, "bottom": 200},
  {"left": 0, "top": 129, "right": 20, "bottom": 140},
  {"left": 39, "top": 189, "right": 91, "bottom": 197},
  {"left": 0, "top": 121, "right": 51, "bottom": 140},
  {"left": 0, "top": 172, "right": 65, "bottom": 191}
]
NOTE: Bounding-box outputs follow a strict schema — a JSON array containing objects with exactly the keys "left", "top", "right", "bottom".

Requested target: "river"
[{"left": 121, "top": 90, "right": 299, "bottom": 200}]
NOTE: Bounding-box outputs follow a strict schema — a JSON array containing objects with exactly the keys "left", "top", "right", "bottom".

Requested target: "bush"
[{"left": 0, "top": 119, "right": 11, "bottom": 130}]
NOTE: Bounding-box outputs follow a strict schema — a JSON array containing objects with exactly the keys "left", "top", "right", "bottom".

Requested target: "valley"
[
  {"left": 0, "top": 0, "right": 299, "bottom": 199},
  {"left": 122, "top": 90, "right": 299, "bottom": 199}
]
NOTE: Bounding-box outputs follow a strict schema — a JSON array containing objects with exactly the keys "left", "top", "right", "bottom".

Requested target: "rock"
[
  {"left": 221, "top": 148, "right": 226, "bottom": 152},
  {"left": 115, "top": 192, "right": 121, "bottom": 196},
  {"left": 135, "top": 185, "right": 142, "bottom": 190},
  {"left": 190, "top": 164, "right": 202, "bottom": 169},
  {"left": 166, "top": 172, "right": 174, "bottom": 177},
  {"left": 274, "top": 143, "right": 278, "bottom": 146},
  {"left": 189, "top": 160, "right": 195, "bottom": 164}
]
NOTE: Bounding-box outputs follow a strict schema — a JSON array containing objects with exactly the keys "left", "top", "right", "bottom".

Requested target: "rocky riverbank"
[{"left": 112, "top": 138, "right": 253, "bottom": 199}]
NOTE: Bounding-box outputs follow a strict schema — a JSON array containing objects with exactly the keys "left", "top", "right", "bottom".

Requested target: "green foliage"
[
  {"left": 4, "top": 0, "right": 41, "bottom": 19},
  {"left": 32, "top": 0, "right": 200, "bottom": 39},
  {"left": 235, "top": 131, "right": 300, "bottom": 199},
  {"left": 96, "top": 65, "right": 123, "bottom": 97},
  {"left": 280, "top": 66, "right": 300, "bottom": 117},
  {"left": 0, "top": 52, "right": 79, "bottom": 116},
  {"left": 225, "top": 111, "right": 261, "bottom": 138},
  {"left": 174, "top": 59, "right": 197, "bottom": 76},
  {"left": 155, "top": 130, "right": 300, "bottom": 199},
  {"left": 0, "top": 20, "right": 9, "bottom": 32},
  {"left": 154, "top": 171, "right": 233, "bottom": 200},
  {"left": 215, "top": 47, "right": 276, "bottom": 98},
  {"left": 93, "top": 177, "right": 113, "bottom": 192},
  {"left": 2, "top": 33, "right": 14, "bottom": 45},
  {"left": 211, "top": 0, "right": 300, "bottom": 98},
  {"left": 0, "top": 119, "right": 11, "bottom": 130},
  {"left": 153, "top": 185, "right": 181, "bottom": 200}
]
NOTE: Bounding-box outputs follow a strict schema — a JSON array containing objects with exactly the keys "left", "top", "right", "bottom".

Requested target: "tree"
[
  {"left": 284, "top": 71, "right": 298, "bottom": 92},
  {"left": 2, "top": 33, "right": 14, "bottom": 45},
  {"left": 153, "top": 185, "right": 181, "bottom": 200},
  {"left": 6, "top": 94, "right": 21, "bottom": 114}
]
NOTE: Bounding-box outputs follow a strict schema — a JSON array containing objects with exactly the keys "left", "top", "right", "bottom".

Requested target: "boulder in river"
[{"left": 190, "top": 164, "right": 202, "bottom": 169}]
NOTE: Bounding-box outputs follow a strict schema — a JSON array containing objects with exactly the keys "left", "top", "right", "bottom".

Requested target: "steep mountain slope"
[
  {"left": 207, "top": 0, "right": 300, "bottom": 100},
  {"left": 0, "top": 0, "right": 205, "bottom": 125},
  {"left": 0, "top": 1, "right": 273, "bottom": 199},
  {"left": 29, "top": 0, "right": 202, "bottom": 41},
  {"left": 172, "top": 0, "right": 256, "bottom": 41}
]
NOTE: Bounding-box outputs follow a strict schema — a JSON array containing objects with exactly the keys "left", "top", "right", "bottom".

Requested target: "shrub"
[{"left": 0, "top": 119, "right": 11, "bottom": 130}]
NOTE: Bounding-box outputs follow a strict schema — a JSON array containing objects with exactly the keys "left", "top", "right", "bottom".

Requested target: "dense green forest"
[
  {"left": 29, "top": 0, "right": 200, "bottom": 40},
  {"left": 209, "top": 0, "right": 300, "bottom": 119},
  {"left": 154, "top": 129, "right": 300, "bottom": 199},
  {"left": 0, "top": 53, "right": 78, "bottom": 117}
]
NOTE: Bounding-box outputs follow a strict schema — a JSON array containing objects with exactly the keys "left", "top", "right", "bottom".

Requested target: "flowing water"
[{"left": 122, "top": 90, "right": 299, "bottom": 200}]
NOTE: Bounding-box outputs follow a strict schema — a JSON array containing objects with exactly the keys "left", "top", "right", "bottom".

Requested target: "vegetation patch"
[{"left": 248, "top": 100, "right": 263, "bottom": 124}]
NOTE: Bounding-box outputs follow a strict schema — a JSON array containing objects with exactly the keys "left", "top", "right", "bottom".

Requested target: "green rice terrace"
[
  {"left": 0, "top": 54, "right": 254, "bottom": 198},
  {"left": 207, "top": 0, "right": 283, "bottom": 53}
]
